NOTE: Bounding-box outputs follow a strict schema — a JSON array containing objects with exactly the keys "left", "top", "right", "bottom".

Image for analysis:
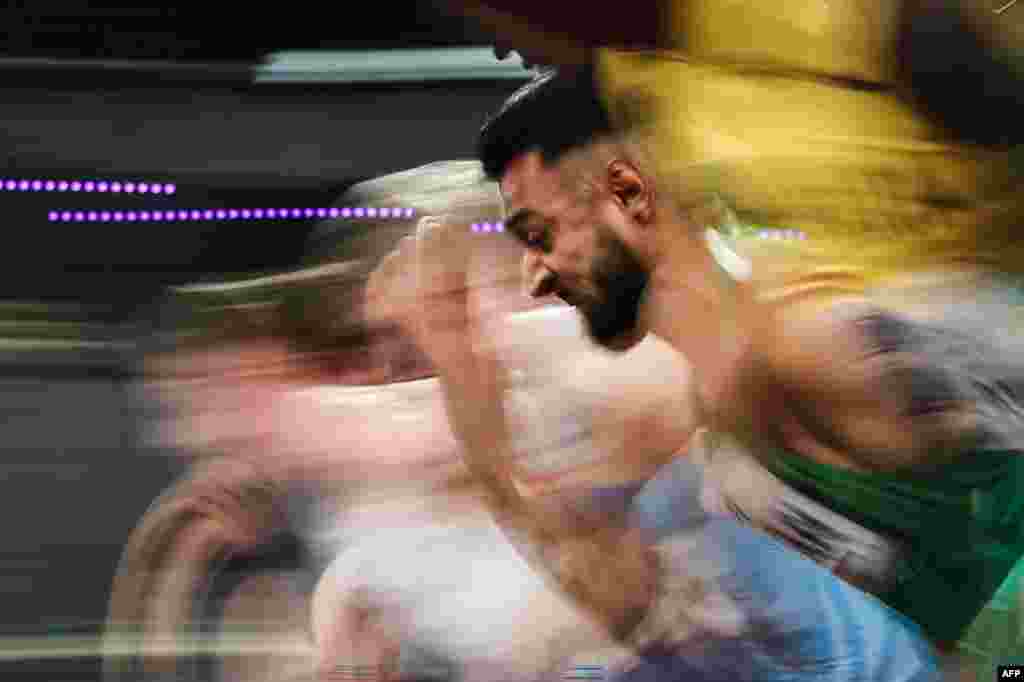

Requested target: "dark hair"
[{"left": 477, "top": 64, "right": 615, "bottom": 181}]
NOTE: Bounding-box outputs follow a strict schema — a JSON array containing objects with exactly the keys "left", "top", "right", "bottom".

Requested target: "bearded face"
[{"left": 577, "top": 224, "right": 649, "bottom": 350}]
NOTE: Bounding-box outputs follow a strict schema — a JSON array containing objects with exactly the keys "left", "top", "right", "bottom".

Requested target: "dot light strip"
[
  {"left": 47, "top": 207, "right": 417, "bottom": 222},
  {"left": 756, "top": 229, "right": 807, "bottom": 240},
  {"left": 3, "top": 179, "right": 176, "bottom": 194},
  {"left": 470, "top": 222, "right": 505, "bottom": 233},
  {"left": 471, "top": 222, "right": 808, "bottom": 241}
]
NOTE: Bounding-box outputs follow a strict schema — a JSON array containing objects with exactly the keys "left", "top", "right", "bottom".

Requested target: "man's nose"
[{"left": 522, "top": 252, "right": 557, "bottom": 298}]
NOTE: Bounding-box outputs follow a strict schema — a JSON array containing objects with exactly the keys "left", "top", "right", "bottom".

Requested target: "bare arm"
[
  {"left": 762, "top": 297, "right": 983, "bottom": 471},
  {"left": 367, "top": 218, "right": 661, "bottom": 641}
]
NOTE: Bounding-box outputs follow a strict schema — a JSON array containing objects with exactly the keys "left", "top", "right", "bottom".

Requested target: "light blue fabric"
[{"left": 598, "top": 458, "right": 942, "bottom": 682}]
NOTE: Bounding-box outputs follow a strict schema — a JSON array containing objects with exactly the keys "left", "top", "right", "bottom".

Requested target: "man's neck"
[{"left": 644, "top": 229, "right": 756, "bottom": 415}]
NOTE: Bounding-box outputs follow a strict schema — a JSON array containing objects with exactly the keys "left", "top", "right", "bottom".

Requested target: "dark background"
[
  {"left": 0, "top": 2, "right": 493, "bottom": 60},
  {"left": 0, "top": 4, "right": 524, "bottom": 669},
  {"left": 0, "top": 1, "right": 519, "bottom": 301}
]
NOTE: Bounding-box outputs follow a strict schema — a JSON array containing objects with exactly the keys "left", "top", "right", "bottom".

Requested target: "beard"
[{"left": 578, "top": 230, "right": 649, "bottom": 351}]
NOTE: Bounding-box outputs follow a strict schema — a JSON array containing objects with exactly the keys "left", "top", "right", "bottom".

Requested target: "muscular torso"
[
  {"left": 710, "top": 275, "right": 1024, "bottom": 475},
  {"left": 689, "top": 268, "right": 1024, "bottom": 640}
]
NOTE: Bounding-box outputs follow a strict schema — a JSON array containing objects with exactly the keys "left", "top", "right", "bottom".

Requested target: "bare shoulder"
[
  {"left": 764, "top": 294, "right": 991, "bottom": 469},
  {"left": 763, "top": 295, "right": 881, "bottom": 395}
]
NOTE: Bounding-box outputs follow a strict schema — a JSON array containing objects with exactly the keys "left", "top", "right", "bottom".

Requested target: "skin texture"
[
  {"left": 365, "top": 142, "right": 998, "bottom": 652},
  {"left": 500, "top": 147, "right": 978, "bottom": 474},
  {"left": 304, "top": 305, "right": 694, "bottom": 677},
  {"left": 489, "top": 144, "right": 1024, "bottom": 667},
  {"left": 365, "top": 212, "right": 682, "bottom": 641},
  {"left": 137, "top": 255, "right": 695, "bottom": 676}
]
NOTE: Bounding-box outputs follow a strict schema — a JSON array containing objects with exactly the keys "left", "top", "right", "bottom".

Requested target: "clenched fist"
[{"left": 365, "top": 215, "right": 476, "bottom": 358}]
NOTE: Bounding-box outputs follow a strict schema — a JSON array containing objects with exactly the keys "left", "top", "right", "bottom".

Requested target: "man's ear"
[{"left": 607, "top": 159, "right": 654, "bottom": 225}]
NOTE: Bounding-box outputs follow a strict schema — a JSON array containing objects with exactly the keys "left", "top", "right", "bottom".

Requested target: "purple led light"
[
  {"left": 0, "top": 177, "right": 177, "bottom": 193},
  {"left": 470, "top": 221, "right": 506, "bottom": 233},
  {"left": 48, "top": 206, "right": 421, "bottom": 223},
  {"left": 113, "top": 212, "right": 124, "bottom": 222},
  {"left": 73, "top": 212, "right": 85, "bottom": 222}
]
